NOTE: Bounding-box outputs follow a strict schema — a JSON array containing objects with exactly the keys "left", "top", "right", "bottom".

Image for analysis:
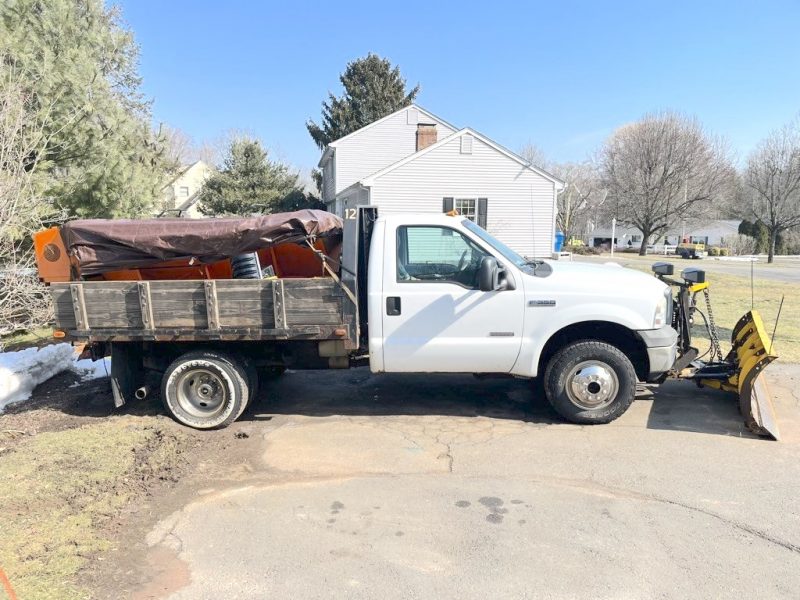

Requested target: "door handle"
[{"left": 386, "top": 296, "right": 401, "bottom": 316}]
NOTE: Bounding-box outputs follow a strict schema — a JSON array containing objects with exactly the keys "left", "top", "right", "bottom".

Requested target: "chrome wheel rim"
[
  {"left": 175, "top": 368, "right": 228, "bottom": 419},
  {"left": 566, "top": 360, "right": 619, "bottom": 410}
]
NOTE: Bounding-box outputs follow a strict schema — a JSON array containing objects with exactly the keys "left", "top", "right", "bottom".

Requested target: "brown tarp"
[{"left": 60, "top": 209, "right": 343, "bottom": 275}]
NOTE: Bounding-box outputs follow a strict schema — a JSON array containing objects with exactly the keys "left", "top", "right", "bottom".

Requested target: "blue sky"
[{"left": 119, "top": 0, "right": 800, "bottom": 172}]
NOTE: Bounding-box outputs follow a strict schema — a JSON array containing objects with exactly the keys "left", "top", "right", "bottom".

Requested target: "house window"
[
  {"left": 178, "top": 186, "right": 190, "bottom": 197},
  {"left": 396, "top": 225, "right": 488, "bottom": 288},
  {"left": 455, "top": 198, "right": 476, "bottom": 222}
]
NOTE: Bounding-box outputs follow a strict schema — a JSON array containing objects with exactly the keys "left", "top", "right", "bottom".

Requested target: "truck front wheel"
[
  {"left": 161, "top": 351, "right": 249, "bottom": 429},
  {"left": 543, "top": 341, "right": 636, "bottom": 424}
]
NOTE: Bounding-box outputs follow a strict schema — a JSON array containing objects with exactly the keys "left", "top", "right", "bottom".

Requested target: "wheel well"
[{"left": 538, "top": 321, "right": 649, "bottom": 380}]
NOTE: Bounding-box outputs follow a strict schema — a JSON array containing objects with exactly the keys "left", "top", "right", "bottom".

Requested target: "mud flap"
[
  {"left": 731, "top": 311, "right": 779, "bottom": 440},
  {"left": 110, "top": 342, "right": 144, "bottom": 408}
]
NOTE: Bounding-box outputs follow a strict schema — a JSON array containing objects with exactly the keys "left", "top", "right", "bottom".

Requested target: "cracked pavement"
[{"left": 134, "top": 364, "right": 800, "bottom": 599}]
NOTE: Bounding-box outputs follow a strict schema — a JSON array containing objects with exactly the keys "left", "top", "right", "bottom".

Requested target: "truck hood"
[
  {"left": 542, "top": 260, "right": 667, "bottom": 294},
  {"left": 521, "top": 260, "right": 670, "bottom": 315}
]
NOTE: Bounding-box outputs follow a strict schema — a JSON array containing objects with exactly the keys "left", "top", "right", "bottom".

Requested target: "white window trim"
[{"left": 455, "top": 198, "right": 477, "bottom": 222}]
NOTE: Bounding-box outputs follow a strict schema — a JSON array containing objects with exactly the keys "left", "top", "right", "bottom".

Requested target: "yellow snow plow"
[{"left": 652, "top": 263, "right": 780, "bottom": 440}]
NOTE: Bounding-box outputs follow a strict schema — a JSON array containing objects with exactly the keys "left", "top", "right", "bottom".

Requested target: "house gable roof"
[
  {"left": 161, "top": 160, "right": 211, "bottom": 191},
  {"left": 317, "top": 104, "right": 458, "bottom": 167},
  {"left": 359, "top": 127, "right": 565, "bottom": 189}
]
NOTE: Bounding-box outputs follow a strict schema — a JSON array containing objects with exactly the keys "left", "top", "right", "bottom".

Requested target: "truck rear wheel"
[
  {"left": 161, "top": 351, "right": 249, "bottom": 429},
  {"left": 543, "top": 340, "right": 636, "bottom": 424}
]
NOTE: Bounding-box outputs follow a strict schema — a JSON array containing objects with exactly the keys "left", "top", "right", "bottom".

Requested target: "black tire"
[
  {"left": 231, "top": 253, "right": 261, "bottom": 279},
  {"left": 161, "top": 350, "right": 249, "bottom": 429},
  {"left": 543, "top": 340, "right": 636, "bottom": 425},
  {"left": 241, "top": 356, "right": 260, "bottom": 409}
]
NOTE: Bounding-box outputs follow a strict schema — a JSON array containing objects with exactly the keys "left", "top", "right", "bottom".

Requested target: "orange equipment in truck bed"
[{"left": 33, "top": 210, "right": 344, "bottom": 283}]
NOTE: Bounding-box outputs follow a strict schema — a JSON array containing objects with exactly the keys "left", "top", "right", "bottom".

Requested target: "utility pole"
[{"left": 610, "top": 217, "right": 617, "bottom": 257}]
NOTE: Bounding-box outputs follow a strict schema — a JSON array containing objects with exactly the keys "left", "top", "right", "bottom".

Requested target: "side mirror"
[{"left": 479, "top": 256, "right": 499, "bottom": 291}]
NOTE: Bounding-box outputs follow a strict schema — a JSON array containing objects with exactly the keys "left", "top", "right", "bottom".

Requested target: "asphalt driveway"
[{"left": 134, "top": 365, "right": 800, "bottom": 599}]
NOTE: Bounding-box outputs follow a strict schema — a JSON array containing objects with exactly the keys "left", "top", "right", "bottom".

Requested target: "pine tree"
[
  {"left": 198, "top": 138, "right": 314, "bottom": 216},
  {"left": 0, "top": 0, "right": 169, "bottom": 217},
  {"left": 307, "top": 53, "right": 419, "bottom": 149}
]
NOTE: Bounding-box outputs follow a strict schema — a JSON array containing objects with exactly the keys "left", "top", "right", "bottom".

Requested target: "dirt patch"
[
  {"left": 0, "top": 416, "right": 190, "bottom": 599},
  {"left": 0, "top": 369, "right": 270, "bottom": 599},
  {"left": 130, "top": 545, "right": 191, "bottom": 600}
]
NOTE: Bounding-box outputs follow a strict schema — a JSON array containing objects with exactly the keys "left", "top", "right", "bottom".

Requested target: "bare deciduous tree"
[
  {"left": 519, "top": 142, "right": 550, "bottom": 170},
  {"left": 0, "top": 71, "right": 63, "bottom": 342},
  {"left": 160, "top": 124, "right": 220, "bottom": 169},
  {"left": 551, "top": 162, "right": 607, "bottom": 241},
  {"left": 601, "top": 111, "right": 733, "bottom": 255},
  {"left": 745, "top": 116, "right": 800, "bottom": 262}
]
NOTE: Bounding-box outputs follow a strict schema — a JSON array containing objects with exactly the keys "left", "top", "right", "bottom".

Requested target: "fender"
[{"left": 512, "top": 301, "right": 652, "bottom": 378}]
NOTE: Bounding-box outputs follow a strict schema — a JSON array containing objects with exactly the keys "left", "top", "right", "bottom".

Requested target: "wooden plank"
[
  {"left": 204, "top": 280, "right": 220, "bottom": 330},
  {"left": 272, "top": 279, "right": 287, "bottom": 329},
  {"left": 68, "top": 324, "right": 335, "bottom": 342},
  {"left": 216, "top": 281, "right": 274, "bottom": 328},
  {"left": 69, "top": 283, "right": 89, "bottom": 331},
  {"left": 51, "top": 286, "right": 77, "bottom": 329},
  {"left": 149, "top": 281, "right": 207, "bottom": 328},
  {"left": 138, "top": 281, "right": 154, "bottom": 330},
  {"left": 283, "top": 279, "right": 342, "bottom": 326},
  {"left": 81, "top": 282, "right": 143, "bottom": 328}
]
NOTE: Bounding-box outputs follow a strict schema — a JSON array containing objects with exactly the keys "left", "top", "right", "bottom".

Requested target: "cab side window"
[{"left": 396, "top": 226, "right": 487, "bottom": 288}]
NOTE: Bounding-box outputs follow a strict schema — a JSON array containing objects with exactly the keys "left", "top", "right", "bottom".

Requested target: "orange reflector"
[
  {"left": 334, "top": 328, "right": 347, "bottom": 337},
  {"left": 53, "top": 330, "right": 66, "bottom": 339}
]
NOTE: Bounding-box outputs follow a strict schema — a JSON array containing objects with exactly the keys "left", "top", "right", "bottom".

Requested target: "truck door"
[{"left": 381, "top": 223, "right": 524, "bottom": 373}]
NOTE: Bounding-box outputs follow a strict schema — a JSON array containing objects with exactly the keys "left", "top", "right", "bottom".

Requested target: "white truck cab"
[{"left": 367, "top": 213, "right": 678, "bottom": 424}]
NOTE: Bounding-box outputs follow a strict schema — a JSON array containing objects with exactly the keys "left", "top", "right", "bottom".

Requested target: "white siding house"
[
  {"left": 158, "top": 160, "right": 213, "bottom": 218},
  {"left": 589, "top": 219, "right": 742, "bottom": 249},
  {"left": 319, "top": 105, "right": 563, "bottom": 258}
]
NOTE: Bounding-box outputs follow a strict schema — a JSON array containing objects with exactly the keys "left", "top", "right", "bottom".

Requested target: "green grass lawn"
[
  {"left": 0, "top": 327, "right": 54, "bottom": 350},
  {"left": 690, "top": 272, "right": 796, "bottom": 360}
]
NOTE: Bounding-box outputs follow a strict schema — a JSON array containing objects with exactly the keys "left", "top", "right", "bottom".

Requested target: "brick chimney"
[{"left": 416, "top": 124, "right": 437, "bottom": 151}]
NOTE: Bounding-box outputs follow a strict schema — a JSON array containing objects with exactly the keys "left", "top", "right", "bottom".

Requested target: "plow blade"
[
  {"left": 697, "top": 310, "right": 779, "bottom": 439},
  {"left": 741, "top": 367, "right": 779, "bottom": 440},
  {"left": 731, "top": 311, "right": 779, "bottom": 440}
]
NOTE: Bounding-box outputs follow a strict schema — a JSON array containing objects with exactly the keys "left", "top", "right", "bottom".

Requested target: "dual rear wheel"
[{"left": 161, "top": 351, "right": 280, "bottom": 429}]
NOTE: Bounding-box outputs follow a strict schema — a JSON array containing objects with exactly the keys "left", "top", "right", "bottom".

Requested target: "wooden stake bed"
[{"left": 51, "top": 278, "right": 357, "bottom": 347}]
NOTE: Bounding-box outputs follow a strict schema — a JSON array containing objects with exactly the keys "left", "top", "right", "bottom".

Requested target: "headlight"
[{"left": 653, "top": 289, "right": 671, "bottom": 328}]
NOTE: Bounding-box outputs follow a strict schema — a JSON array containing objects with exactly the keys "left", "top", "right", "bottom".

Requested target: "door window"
[{"left": 396, "top": 226, "right": 487, "bottom": 288}]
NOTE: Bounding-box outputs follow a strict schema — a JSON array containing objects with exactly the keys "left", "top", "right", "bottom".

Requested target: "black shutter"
[
  {"left": 477, "top": 198, "right": 488, "bottom": 228},
  {"left": 443, "top": 197, "right": 454, "bottom": 213}
]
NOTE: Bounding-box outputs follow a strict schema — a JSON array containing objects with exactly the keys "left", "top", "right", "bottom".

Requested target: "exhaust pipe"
[{"left": 134, "top": 386, "right": 149, "bottom": 400}]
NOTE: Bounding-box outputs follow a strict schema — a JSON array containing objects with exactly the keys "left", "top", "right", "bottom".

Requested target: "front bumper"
[{"left": 637, "top": 326, "right": 678, "bottom": 380}]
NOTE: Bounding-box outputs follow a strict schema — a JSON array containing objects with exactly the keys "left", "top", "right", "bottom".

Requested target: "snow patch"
[
  {"left": 0, "top": 344, "right": 112, "bottom": 412},
  {"left": 73, "top": 356, "right": 111, "bottom": 381},
  {"left": 0, "top": 344, "right": 75, "bottom": 411}
]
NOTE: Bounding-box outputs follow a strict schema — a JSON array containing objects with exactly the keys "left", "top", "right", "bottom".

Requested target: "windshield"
[{"left": 462, "top": 219, "right": 529, "bottom": 268}]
